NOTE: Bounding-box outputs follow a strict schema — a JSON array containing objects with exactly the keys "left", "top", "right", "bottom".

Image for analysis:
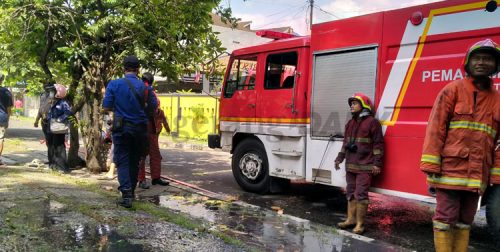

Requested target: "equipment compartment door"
[{"left": 311, "top": 46, "right": 378, "bottom": 138}]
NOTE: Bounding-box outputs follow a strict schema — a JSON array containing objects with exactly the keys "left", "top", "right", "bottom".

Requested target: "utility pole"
[{"left": 309, "top": 0, "right": 314, "bottom": 31}]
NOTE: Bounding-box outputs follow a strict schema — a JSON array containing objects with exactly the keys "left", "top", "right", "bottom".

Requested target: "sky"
[{"left": 221, "top": 0, "right": 443, "bottom": 35}]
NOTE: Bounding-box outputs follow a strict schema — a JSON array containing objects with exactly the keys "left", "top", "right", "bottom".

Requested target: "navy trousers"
[{"left": 112, "top": 123, "right": 147, "bottom": 192}]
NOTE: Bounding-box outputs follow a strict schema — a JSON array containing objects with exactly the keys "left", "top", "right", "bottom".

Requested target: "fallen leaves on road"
[
  {"left": 271, "top": 206, "right": 284, "bottom": 214},
  {"left": 271, "top": 206, "right": 282, "bottom": 211},
  {"left": 102, "top": 186, "right": 114, "bottom": 191},
  {"left": 223, "top": 195, "right": 239, "bottom": 202}
]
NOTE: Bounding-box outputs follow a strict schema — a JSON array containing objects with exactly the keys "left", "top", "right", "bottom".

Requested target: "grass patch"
[
  {"left": 210, "top": 231, "right": 247, "bottom": 249},
  {"left": 133, "top": 201, "right": 202, "bottom": 230},
  {"left": 0, "top": 167, "right": 24, "bottom": 176}
]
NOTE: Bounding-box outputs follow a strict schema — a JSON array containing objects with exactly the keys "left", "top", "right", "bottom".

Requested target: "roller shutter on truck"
[{"left": 311, "top": 46, "right": 378, "bottom": 137}]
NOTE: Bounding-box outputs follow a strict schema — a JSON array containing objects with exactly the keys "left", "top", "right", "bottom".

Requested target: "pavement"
[{"left": 0, "top": 117, "right": 413, "bottom": 251}]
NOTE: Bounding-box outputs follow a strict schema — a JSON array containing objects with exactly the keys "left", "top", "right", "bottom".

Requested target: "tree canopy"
[
  {"left": 0, "top": 0, "right": 232, "bottom": 89},
  {"left": 0, "top": 0, "right": 234, "bottom": 171}
]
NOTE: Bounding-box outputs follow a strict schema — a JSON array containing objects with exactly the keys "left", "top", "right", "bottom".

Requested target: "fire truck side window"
[
  {"left": 264, "top": 52, "right": 297, "bottom": 89},
  {"left": 224, "top": 57, "right": 258, "bottom": 98}
]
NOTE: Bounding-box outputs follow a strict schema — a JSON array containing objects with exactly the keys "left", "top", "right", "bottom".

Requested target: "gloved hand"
[{"left": 334, "top": 160, "right": 341, "bottom": 170}]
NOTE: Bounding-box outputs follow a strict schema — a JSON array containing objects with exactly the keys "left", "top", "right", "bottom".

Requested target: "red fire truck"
[{"left": 208, "top": 0, "right": 500, "bottom": 235}]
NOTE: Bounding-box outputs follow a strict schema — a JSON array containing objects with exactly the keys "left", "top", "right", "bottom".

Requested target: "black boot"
[
  {"left": 152, "top": 178, "right": 170, "bottom": 186},
  {"left": 117, "top": 189, "right": 133, "bottom": 208}
]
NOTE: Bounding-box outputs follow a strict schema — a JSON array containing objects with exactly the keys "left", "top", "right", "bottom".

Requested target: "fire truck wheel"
[
  {"left": 232, "top": 138, "right": 270, "bottom": 194},
  {"left": 486, "top": 185, "right": 500, "bottom": 241}
]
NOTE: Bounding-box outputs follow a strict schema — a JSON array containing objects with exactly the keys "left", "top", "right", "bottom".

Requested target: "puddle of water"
[
  {"left": 41, "top": 222, "right": 144, "bottom": 251},
  {"left": 150, "top": 194, "right": 408, "bottom": 252},
  {"left": 39, "top": 200, "right": 144, "bottom": 251}
]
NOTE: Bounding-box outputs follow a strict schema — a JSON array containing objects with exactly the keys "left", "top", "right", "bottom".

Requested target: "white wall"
[{"left": 212, "top": 25, "right": 272, "bottom": 53}]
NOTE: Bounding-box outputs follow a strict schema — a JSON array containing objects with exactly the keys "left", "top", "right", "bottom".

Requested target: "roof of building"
[
  {"left": 211, "top": 13, "right": 252, "bottom": 31},
  {"left": 211, "top": 13, "right": 296, "bottom": 34}
]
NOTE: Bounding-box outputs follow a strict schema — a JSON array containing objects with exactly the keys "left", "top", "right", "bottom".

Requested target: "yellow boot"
[
  {"left": 453, "top": 224, "right": 470, "bottom": 252},
  {"left": 434, "top": 229, "right": 454, "bottom": 252},
  {"left": 353, "top": 200, "right": 368, "bottom": 234},
  {"left": 337, "top": 199, "right": 357, "bottom": 229}
]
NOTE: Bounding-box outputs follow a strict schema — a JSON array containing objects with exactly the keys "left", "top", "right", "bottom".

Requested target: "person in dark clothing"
[
  {"left": 0, "top": 74, "right": 13, "bottom": 166},
  {"left": 35, "top": 84, "right": 57, "bottom": 166},
  {"left": 102, "top": 55, "right": 157, "bottom": 208},
  {"left": 37, "top": 84, "right": 72, "bottom": 173},
  {"left": 334, "top": 93, "right": 384, "bottom": 234}
]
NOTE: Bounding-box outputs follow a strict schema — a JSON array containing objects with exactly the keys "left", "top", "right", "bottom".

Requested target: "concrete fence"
[
  {"left": 23, "top": 94, "right": 220, "bottom": 140},
  {"left": 158, "top": 94, "right": 220, "bottom": 140}
]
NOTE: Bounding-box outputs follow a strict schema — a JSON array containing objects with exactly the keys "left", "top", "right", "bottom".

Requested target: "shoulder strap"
[
  {"left": 143, "top": 80, "right": 149, "bottom": 106},
  {"left": 349, "top": 117, "right": 367, "bottom": 144},
  {"left": 123, "top": 78, "right": 145, "bottom": 109}
]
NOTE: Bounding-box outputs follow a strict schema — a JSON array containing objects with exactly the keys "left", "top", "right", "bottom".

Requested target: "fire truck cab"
[{"left": 208, "top": 0, "right": 500, "bottom": 236}]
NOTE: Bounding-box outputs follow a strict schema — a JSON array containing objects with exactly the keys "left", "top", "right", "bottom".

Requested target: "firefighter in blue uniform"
[{"left": 102, "top": 55, "right": 157, "bottom": 208}]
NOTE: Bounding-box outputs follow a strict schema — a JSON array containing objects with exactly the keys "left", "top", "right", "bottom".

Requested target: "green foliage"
[
  {"left": 0, "top": 0, "right": 233, "bottom": 169},
  {"left": 191, "top": 103, "right": 208, "bottom": 124},
  {"left": 0, "top": 0, "right": 231, "bottom": 93}
]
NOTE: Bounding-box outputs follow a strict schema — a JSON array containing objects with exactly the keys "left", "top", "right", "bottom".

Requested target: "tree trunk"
[
  {"left": 81, "top": 74, "right": 106, "bottom": 173},
  {"left": 67, "top": 121, "right": 82, "bottom": 168},
  {"left": 67, "top": 69, "right": 85, "bottom": 168},
  {"left": 83, "top": 95, "right": 106, "bottom": 173},
  {"left": 89, "top": 102, "right": 103, "bottom": 173}
]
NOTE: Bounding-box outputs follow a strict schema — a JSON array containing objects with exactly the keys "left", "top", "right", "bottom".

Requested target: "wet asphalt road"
[
  {"left": 158, "top": 146, "right": 498, "bottom": 252},
  {"left": 5, "top": 119, "right": 498, "bottom": 251}
]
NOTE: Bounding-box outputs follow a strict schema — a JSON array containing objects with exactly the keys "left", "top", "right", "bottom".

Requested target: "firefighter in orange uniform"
[
  {"left": 137, "top": 73, "right": 171, "bottom": 189},
  {"left": 335, "top": 93, "right": 384, "bottom": 235},
  {"left": 420, "top": 38, "right": 500, "bottom": 252}
]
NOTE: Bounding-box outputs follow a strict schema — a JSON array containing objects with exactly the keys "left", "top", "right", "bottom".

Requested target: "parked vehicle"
[{"left": 208, "top": 0, "right": 500, "bottom": 237}]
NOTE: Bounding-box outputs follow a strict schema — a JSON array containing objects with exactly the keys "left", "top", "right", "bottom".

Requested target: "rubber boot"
[
  {"left": 434, "top": 229, "right": 453, "bottom": 252},
  {"left": 337, "top": 199, "right": 357, "bottom": 229},
  {"left": 453, "top": 225, "right": 470, "bottom": 252},
  {"left": 353, "top": 201, "right": 368, "bottom": 234},
  {"left": 117, "top": 189, "right": 133, "bottom": 208}
]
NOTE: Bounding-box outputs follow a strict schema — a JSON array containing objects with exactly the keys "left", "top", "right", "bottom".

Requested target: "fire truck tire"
[
  {"left": 486, "top": 185, "right": 500, "bottom": 241},
  {"left": 232, "top": 138, "right": 270, "bottom": 194}
]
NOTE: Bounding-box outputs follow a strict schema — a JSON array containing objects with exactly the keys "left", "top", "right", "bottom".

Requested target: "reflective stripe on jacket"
[
  {"left": 493, "top": 141, "right": 500, "bottom": 184},
  {"left": 335, "top": 114, "right": 384, "bottom": 173},
  {"left": 420, "top": 78, "right": 500, "bottom": 193}
]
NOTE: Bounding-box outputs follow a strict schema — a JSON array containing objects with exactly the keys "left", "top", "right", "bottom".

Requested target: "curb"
[{"left": 159, "top": 140, "right": 210, "bottom": 151}]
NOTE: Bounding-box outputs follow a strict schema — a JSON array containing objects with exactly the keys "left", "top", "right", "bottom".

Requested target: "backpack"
[{"left": 0, "top": 88, "right": 12, "bottom": 127}]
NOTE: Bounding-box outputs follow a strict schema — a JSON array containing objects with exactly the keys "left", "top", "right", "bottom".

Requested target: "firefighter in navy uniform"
[
  {"left": 102, "top": 55, "right": 157, "bottom": 208},
  {"left": 334, "top": 93, "right": 384, "bottom": 234},
  {"left": 420, "top": 38, "right": 500, "bottom": 252}
]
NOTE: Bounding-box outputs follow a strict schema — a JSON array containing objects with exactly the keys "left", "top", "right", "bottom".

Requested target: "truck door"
[
  {"left": 257, "top": 50, "right": 306, "bottom": 122},
  {"left": 220, "top": 56, "right": 259, "bottom": 123}
]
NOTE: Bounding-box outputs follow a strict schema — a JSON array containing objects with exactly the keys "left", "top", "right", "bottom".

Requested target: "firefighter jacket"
[
  {"left": 335, "top": 112, "right": 384, "bottom": 173},
  {"left": 148, "top": 108, "right": 170, "bottom": 135},
  {"left": 493, "top": 139, "right": 500, "bottom": 184},
  {"left": 420, "top": 78, "right": 500, "bottom": 193},
  {"left": 153, "top": 108, "right": 170, "bottom": 135}
]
